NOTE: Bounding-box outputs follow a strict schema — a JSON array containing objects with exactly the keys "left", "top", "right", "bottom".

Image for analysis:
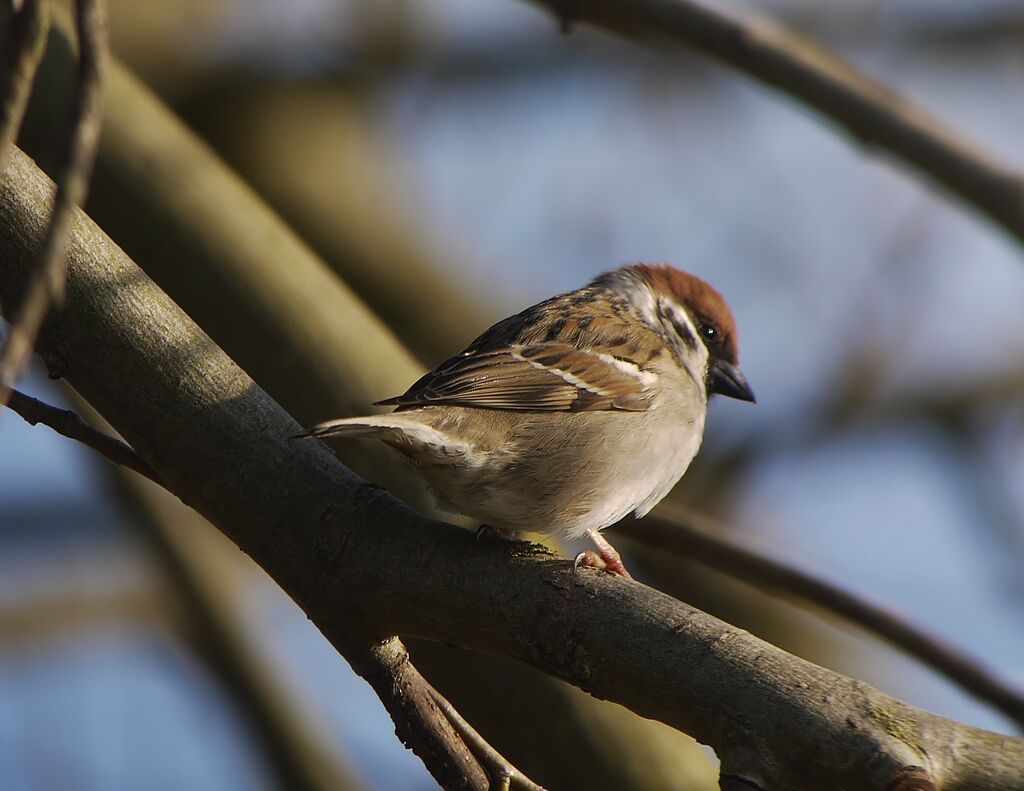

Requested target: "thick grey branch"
[
  {"left": 2, "top": 149, "right": 1021, "bottom": 790},
  {"left": 25, "top": 363, "right": 1020, "bottom": 735},
  {"left": 522, "top": 0, "right": 1024, "bottom": 246}
]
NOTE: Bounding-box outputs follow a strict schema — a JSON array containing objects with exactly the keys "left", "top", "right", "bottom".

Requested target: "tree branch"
[
  {"left": 23, "top": 369, "right": 1019, "bottom": 738},
  {"left": 2, "top": 146, "right": 1021, "bottom": 790},
  {"left": 615, "top": 506, "right": 1024, "bottom": 730},
  {"left": 23, "top": 371, "right": 1022, "bottom": 736},
  {"left": 183, "top": 82, "right": 500, "bottom": 363},
  {"left": 522, "top": 0, "right": 1024, "bottom": 246},
  {"left": 344, "top": 636, "right": 491, "bottom": 790},
  {"left": 0, "top": 0, "right": 105, "bottom": 409},
  {"left": 427, "top": 686, "right": 547, "bottom": 791},
  {"left": 6, "top": 386, "right": 163, "bottom": 485}
]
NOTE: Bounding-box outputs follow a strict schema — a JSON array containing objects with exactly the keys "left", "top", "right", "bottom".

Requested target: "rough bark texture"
[{"left": 2, "top": 147, "right": 1022, "bottom": 791}]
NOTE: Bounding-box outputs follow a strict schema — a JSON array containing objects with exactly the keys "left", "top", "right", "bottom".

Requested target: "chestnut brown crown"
[
  {"left": 629, "top": 263, "right": 741, "bottom": 366},
  {"left": 599, "top": 263, "right": 754, "bottom": 403}
]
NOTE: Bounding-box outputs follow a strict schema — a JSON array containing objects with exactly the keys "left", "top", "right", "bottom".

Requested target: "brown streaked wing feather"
[{"left": 376, "top": 343, "right": 654, "bottom": 413}]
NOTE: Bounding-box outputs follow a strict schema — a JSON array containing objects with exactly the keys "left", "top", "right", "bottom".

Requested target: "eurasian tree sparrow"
[{"left": 307, "top": 264, "right": 754, "bottom": 577}]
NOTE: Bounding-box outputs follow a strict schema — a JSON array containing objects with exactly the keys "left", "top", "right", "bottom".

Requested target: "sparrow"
[{"left": 306, "top": 263, "right": 754, "bottom": 577}]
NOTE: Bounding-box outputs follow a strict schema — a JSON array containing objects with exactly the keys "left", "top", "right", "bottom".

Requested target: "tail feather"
[
  {"left": 298, "top": 415, "right": 456, "bottom": 457},
  {"left": 300, "top": 415, "right": 398, "bottom": 440}
]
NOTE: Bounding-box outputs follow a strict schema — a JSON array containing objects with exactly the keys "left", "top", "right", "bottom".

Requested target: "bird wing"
[{"left": 376, "top": 343, "right": 656, "bottom": 413}]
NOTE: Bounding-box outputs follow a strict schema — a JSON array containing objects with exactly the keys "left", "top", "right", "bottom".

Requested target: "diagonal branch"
[
  {"left": 0, "top": 0, "right": 105, "bottom": 409},
  {"left": 2, "top": 142, "right": 1022, "bottom": 790},
  {"left": 522, "top": 0, "right": 1024, "bottom": 246},
  {"left": 614, "top": 506, "right": 1024, "bottom": 729},
  {"left": 346, "top": 637, "right": 491, "bottom": 790}
]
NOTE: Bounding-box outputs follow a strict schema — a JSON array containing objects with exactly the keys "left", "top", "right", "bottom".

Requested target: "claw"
[{"left": 574, "top": 550, "right": 604, "bottom": 571}]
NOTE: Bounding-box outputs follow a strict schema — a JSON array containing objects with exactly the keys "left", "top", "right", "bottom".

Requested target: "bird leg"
[{"left": 574, "top": 529, "right": 632, "bottom": 578}]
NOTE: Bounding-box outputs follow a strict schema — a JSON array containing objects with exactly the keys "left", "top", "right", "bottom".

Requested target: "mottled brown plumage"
[{"left": 378, "top": 264, "right": 742, "bottom": 415}]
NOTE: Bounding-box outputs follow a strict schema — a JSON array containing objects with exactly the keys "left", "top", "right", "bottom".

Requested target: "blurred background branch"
[
  {"left": 0, "top": 0, "right": 104, "bottom": 410},
  {"left": 0, "top": 0, "right": 47, "bottom": 177},
  {"left": 96, "top": 408, "right": 365, "bottom": 791},
  {"left": 183, "top": 80, "right": 499, "bottom": 363},
  {"left": 523, "top": 0, "right": 1024, "bottom": 245}
]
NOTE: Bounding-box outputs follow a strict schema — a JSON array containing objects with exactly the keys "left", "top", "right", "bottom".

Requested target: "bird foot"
[{"left": 575, "top": 529, "right": 633, "bottom": 578}]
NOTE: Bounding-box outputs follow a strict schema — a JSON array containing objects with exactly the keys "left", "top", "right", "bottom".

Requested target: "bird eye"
[{"left": 700, "top": 323, "right": 717, "bottom": 341}]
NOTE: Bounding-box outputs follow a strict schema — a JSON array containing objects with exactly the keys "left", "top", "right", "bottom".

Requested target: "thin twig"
[
  {"left": 525, "top": 0, "right": 1024, "bottom": 246},
  {"left": 6, "top": 387, "right": 164, "bottom": 486},
  {"left": 428, "top": 686, "right": 548, "bottom": 791},
  {"left": 350, "top": 637, "right": 492, "bottom": 790},
  {"left": 614, "top": 505, "right": 1024, "bottom": 729},
  {"left": 0, "top": 0, "right": 105, "bottom": 409},
  {"left": 0, "top": 0, "right": 48, "bottom": 179}
]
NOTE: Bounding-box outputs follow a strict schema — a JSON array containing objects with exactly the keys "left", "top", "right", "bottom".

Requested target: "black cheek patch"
[{"left": 672, "top": 318, "right": 698, "bottom": 351}]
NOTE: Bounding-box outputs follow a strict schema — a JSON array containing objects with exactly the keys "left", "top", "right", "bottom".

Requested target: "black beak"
[{"left": 709, "top": 359, "right": 756, "bottom": 403}]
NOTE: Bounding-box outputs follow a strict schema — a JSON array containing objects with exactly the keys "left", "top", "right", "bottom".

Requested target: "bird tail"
[
  {"left": 296, "top": 414, "right": 404, "bottom": 440},
  {"left": 296, "top": 415, "right": 455, "bottom": 458}
]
